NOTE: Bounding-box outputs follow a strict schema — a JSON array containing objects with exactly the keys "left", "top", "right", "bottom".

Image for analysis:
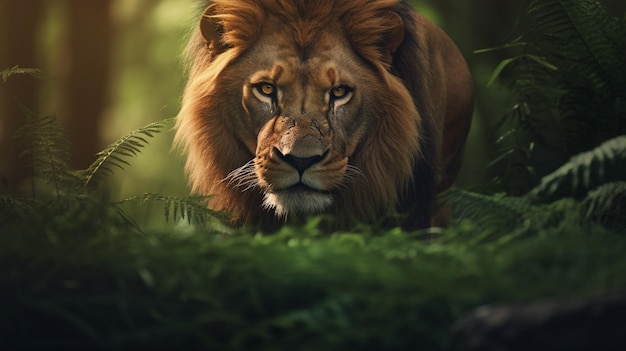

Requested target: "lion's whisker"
[
  {"left": 344, "top": 164, "right": 365, "bottom": 181},
  {"left": 229, "top": 171, "right": 255, "bottom": 184},
  {"left": 335, "top": 164, "right": 365, "bottom": 190},
  {"left": 224, "top": 160, "right": 254, "bottom": 179},
  {"left": 241, "top": 181, "right": 259, "bottom": 192},
  {"left": 223, "top": 160, "right": 258, "bottom": 191},
  {"left": 237, "top": 176, "right": 259, "bottom": 190}
]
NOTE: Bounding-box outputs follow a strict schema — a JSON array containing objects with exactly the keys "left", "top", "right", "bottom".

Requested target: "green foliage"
[
  {"left": 448, "top": 190, "right": 538, "bottom": 241},
  {"left": 13, "top": 110, "right": 80, "bottom": 197},
  {"left": 583, "top": 181, "right": 626, "bottom": 230},
  {"left": 1, "top": 97, "right": 625, "bottom": 351},
  {"left": 2, "top": 2, "right": 626, "bottom": 349},
  {"left": 0, "top": 69, "right": 216, "bottom": 229},
  {"left": 82, "top": 118, "right": 173, "bottom": 188},
  {"left": 2, "top": 202, "right": 626, "bottom": 350},
  {"left": 527, "top": 135, "right": 626, "bottom": 230},
  {"left": 531, "top": 135, "right": 626, "bottom": 201},
  {"left": 0, "top": 65, "right": 47, "bottom": 83},
  {"left": 119, "top": 193, "right": 229, "bottom": 226},
  {"left": 490, "top": 0, "right": 626, "bottom": 193}
]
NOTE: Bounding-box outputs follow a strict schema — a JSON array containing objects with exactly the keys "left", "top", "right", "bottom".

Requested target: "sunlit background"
[{"left": 1, "top": 0, "right": 624, "bottom": 226}]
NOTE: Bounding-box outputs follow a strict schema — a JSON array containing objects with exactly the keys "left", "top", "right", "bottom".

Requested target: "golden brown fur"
[{"left": 175, "top": 0, "right": 473, "bottom": 229}]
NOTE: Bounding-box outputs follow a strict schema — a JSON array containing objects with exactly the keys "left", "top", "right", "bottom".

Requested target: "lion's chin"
[{"left": 262, "top": 186, "right": 334, "bottom": 218}]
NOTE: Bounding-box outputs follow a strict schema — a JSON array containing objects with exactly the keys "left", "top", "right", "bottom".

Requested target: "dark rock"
[{"left": 449, "top": 295, "right": 626, "bottom": 351}]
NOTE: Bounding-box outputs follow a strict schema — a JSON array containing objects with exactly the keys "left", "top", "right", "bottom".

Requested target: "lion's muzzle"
[
  {"left": 273, "top": 147, "right": 328, "bottom": 175},
  {"left": 254, "top": 115, "right": 347, "bottom": 217}
]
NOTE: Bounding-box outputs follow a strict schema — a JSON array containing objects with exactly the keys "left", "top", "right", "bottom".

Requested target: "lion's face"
[{"left": 225, "top": 31, "right": 377, "bottom": 217}]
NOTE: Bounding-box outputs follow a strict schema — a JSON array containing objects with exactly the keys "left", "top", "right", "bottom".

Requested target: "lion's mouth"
[
  {"left": 281, "top": 182, "right": 331, "bottom": 195},
  {"left": 263, "top": 182, "right": 334, "bottom": 217}
]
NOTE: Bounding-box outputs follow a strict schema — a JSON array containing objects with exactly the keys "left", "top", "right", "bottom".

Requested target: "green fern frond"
[
  {"left": 450, "top": 189, "right": 535, "bottom": 223},
  {"left": 13, "top": 110, "right": 81, "bottom": 197},
  {"left": 1, "top": 65, "right": 47, "bottom": 83},
  {"left": 447, "top": 189, "right": 591, "bottom": 245},
  {"left": 582, "top": 181, "right": 626, "bottom": 230},
  {"left": 530, "top": 135, "right": 626, "bottom": 201},
  {"left": 447, "top": 189, "right": 540, "bottom": 243},
  {"left": 119, "top": 193, "right": 228, "bottom": 225},
  {"left": 0, "top": 195, "right": 37, "bottom": 224},
  {"left": 526, "top": 0, "right": 626, "bottom": 137},
  {"left": 487, "top": 54, "right": 558, "bottom": 87},
  {"left": 529, "top": 0, "right": 625, "bottom": 89},
  {"left": 82, "top": 118, "right": 173, "bottom": 188},
  {"left": 488, "top": 0, "right": 626, "bottom": 193}
]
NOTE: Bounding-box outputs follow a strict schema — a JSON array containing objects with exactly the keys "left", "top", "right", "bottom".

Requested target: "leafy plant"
[
  {"left": 524, "top": 135, "right": 626, "bottom": 231},
  {"left": 13, "top": 109, "right": 79, "bottom": 198},
  {"left": 1, "top": 66, "right": 217, "bottom": 229},
  {"left": 119, "top": 193, "right": 228, "bottom": 226},
  {"left": 531, "top": 135, "right": 626, "bottom": 201},
  {"left": 82, "top": 118, "right": 173, "bottom": 188},
  {"left": 0, "top": 65, "right": 47, "bottom": 83},
  {"left": 583, "top": 181, "right": 626, "bottom": 230},
  {"left": 489, "top": 0, "right": 626, "bottom": 194}
]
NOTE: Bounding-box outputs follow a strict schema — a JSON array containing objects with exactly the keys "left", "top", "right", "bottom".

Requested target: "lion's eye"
[
  {"left": 256, "top": 83, "right": 276, "bottom": 97},
  {"left": 330, "top": 85, "right": 351, "bottom": 99}
]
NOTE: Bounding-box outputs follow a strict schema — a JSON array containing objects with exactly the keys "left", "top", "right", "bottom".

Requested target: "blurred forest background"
[{"left": 1, "top": 0, "right": 624, "bottom": 211}]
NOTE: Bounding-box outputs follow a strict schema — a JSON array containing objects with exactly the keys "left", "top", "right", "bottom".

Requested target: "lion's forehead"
[
  {"left": 278, "top": 59, "right": 346, "bottom": 89},
  {"left": 247, "top": 33, "right": 357, "bottom": 89}
]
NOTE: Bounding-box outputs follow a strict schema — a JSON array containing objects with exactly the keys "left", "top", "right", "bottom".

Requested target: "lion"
[{"left": 175, "top": 0, "right": 473, "bottom": 230}]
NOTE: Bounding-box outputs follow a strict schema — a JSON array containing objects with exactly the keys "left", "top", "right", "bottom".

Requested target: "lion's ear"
[
  {"left": 199, "top": 6, "right": 227, "bottom": 54},
  {"left": 382, "top": 11, "right": 405, "bottom": 64}
]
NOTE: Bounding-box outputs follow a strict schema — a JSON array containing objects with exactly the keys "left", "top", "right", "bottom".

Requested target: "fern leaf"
[
  {"left": 582, "top": 181, "right": 626, "bottom": 230},
  {"left": 82, "top": 118, "right": 173, "bottom": 188},
  {"left": 447, "top": 189, "right": 540, "bottom": 244},
  {"left": 13, "top": 110, "right": 80, "bottom": 196},
  {"left": 1, "top": 65, "right": 47, "bottom": 83},
  {"left": 527, "top": 0, "right": 626, "bottom": 147},
  {"left": 530, "top": 135, "right": 626, "bottom": 201},
  {"left": 529, "top": 0, "right": 624, "bottom": 88},
  {"left": 450, "top": 189, "right": 536, "bottom": 223},
  {"left": 0, "top": 195, "right": 37, "bottom": 224},
  {"left": 118, "top": 193, "right": 227, "bottom": 226},
  {"left": 163, "top": 197, "right": 171, "bottom": 222},
  {"left": 175, "top": 200, "right": 182, "bottom": 222},
  {"left": 488, "top": 0, "right": 626, "bottom": 193},
  {"left": 487, "top": 54, "right": 558, "bottom": 87}
]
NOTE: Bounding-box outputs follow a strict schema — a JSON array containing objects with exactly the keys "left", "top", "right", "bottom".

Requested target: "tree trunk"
[
  {"left": 0, "top": 0, "right": 44, "bottom": 191},
  {"left": 63, "top": 0, "right": 112, "bottom": 169}
]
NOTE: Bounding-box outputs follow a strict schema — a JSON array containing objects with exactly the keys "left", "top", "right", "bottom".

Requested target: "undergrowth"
[
  {"left": 1, "top": 0, "right": 626, "bottom": 350},
  {"left": 485, "top": 0, "right": 626, "bottom": 194}
]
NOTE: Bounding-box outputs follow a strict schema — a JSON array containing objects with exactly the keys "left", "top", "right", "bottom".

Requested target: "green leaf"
[
  {"left": 530, "top": 136, "right": 626, "bottom": 201},
  {"left": 1, "top": 65, "right": 47, "bottom": 83},
  {"left": 82, "top": 118, "right": 174, "bottom": 188},
  {"left": 487, "top": 55, "right": 557, "bottom": 87}
]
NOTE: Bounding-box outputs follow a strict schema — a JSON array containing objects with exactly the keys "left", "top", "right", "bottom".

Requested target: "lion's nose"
[{"left": 273, "top": 148, "right": 327, "bottom": 175}]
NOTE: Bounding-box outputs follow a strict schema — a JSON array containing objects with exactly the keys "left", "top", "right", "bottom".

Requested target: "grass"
[{"left": 2, "top": 194, "right": 625, "bottom": 350}]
